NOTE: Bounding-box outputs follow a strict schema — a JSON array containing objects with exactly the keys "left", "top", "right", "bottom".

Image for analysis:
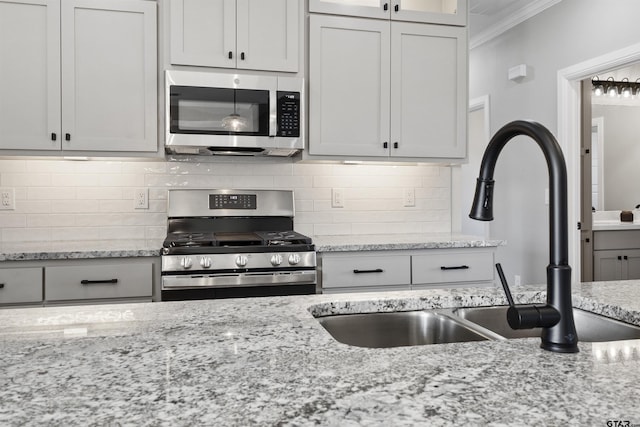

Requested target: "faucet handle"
[
  {"left": 495, "top": 263, "right": 561, "bottom": 330},
  {"left": 495, "top": 263, "right": 515, "bottom": 306}
]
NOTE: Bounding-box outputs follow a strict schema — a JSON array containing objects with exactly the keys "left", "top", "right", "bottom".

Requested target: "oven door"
[{"left": 161, "top": 270, "right": 317, "bottom": 300}]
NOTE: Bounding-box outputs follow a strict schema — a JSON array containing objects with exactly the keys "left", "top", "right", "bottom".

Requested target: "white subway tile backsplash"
[
  {"left": 27, "top": 214, "right": 75, "bottom": 228},
  {"left": 51, "top": 200, "right": 101, "bottom": 214},
  {"left": 0, "top": 158, "right": 453, "bottom": 251},
  {"left": 28, "top": 187, "right": 76, "bottom": 200},
  {"left": 3, "top": 173, "right": 52, "bottom": 187},
  {"left": 1, "top": 214, "right": 27, "bottom": 228},
  {"left": 314, "top": 222, "right": 352, "bottom": 236},
  {"left": 52, "top": 174, "right": 102, "bottom": 187},
  {"left": 77, "top": 187, "right": 123, "bottom": 200}
]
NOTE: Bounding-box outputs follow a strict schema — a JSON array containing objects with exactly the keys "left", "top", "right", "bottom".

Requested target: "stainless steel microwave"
[{"left": 165, "top": 70, "right": 304, "bottom": 157}]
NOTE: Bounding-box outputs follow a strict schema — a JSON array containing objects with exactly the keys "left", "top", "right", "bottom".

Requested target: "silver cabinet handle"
[{"left": 440, "top": 265, "right": 469, "bottom": 270}]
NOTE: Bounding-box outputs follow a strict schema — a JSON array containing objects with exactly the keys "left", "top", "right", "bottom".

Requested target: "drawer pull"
[
  {"left": 81, "top": 279, "right": 118, "bottom": 285},
  {"left": 0, "top": 283, "right": 4, "bottom": 289},
  {"left": 440, "top": 265, "right": 469, "bottom": 271},
  {"left": 353, "top": 269, "right": 384, "bottom": 274}
]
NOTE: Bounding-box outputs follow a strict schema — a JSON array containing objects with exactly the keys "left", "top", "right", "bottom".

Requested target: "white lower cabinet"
[
  {"left": 321, "top": 253, "right": 411, "bottom": 293},
  {"left": 45, "top": 262, "right": 152, "bottom": 303},
  {"left": 320, "top": 248, "right": 496, "bottom": 294},
  {"left": 0, "top": 267, "right": 43, "bottom": 306},
  {"left": 411, "top": 250, "right": 494, "bottom": 288},
  {"left": 0, "top": 257, "right": 158, "bottom": 308},
  {"left": 593, "top": 230, "right": 640, "bottom": 281}
]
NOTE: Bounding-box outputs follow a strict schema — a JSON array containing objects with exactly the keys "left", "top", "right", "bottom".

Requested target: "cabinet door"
[
  {"left": 392, "top": 0, "right": 467, "bottom": 26},
  {"left": 236, "top": 0, "right": 298, "bottom": 72},
  {"left": 0, "top": 0, "right": 61, "bottom": 151},
  {"left": 0, "top": 267, "right": 43, "bottom": 305},
  {"left": 309, "top": 15, "right": 390, "bottom": 157},
  {"left": 411, "top": 250, "right": 493, "bottom": 285},
  {"left": 390, "top": 22, "right": 466, "bottom": 159},
  {"left": 170, "top": 0, "right": 236, "bottom": 68},
  {"left": 622, "top": 250, "right": 640, "bottom": 280},
  {"left": 593, "top": 250, "right": 622, "bottom": 281},
  {"left": 61, "top": 0, "right": 157, "bottom": 152},
  {"left": 45, "top": 262, "right": 152, "bottom": 302},
  {"left": 309, "top": 0, "right": 390, "bottom": 20},
  {"left": 321, "top": 253, "right": 411, "bottom": 290}
]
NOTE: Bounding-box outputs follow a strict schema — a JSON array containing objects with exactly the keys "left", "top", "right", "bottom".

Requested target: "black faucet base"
[{"left": 541, "top": 341, "right": 579, "bottom": 353}]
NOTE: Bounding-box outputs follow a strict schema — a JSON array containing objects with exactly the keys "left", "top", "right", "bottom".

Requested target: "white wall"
[
  {"left": 0, "top": 158, "right": 451, "bottom": 253},
  {"left": 469, "top": 0, "right": 640, "bottom": 285}
]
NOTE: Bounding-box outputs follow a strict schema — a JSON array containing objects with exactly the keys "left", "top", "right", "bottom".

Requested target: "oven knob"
[
  {"left": 235, "top": 255, "right": 248, "bottom": 267},
  {"left": 288, "top": 253, "right": 301, "bottom": 265},
  {"left": 180, "top": 257, "right": 193, "bottom": 269},
  {"left": 270, "top": 254, "right": 283, "bottom": 266},
  {"left": 200, "top": 257, "right": 212, "bottom": 269}
]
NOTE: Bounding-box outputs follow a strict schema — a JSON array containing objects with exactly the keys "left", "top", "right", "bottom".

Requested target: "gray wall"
[
  {"left": 592, "top": 104, "right": 640, "bottom": 211},
  {"left": 469, "top": 0, "right": 640, "bottom": 285}
]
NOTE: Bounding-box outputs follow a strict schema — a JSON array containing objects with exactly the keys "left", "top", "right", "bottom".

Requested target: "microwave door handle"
[{"left": 269, "top": 90, "right": 277, "bottom": 137}]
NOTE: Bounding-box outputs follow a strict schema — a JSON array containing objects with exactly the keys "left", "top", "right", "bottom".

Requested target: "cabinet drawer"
[
  {"left": 412, "top": 250, "right": 494, "bottom": 285},
  {"left": 0, "top": 267, "right": 43, "bottom": 305},
  {"left": 45, "top": 263, "right": 152, "bottom": 301},
  {"left": 322, "top": 254, "right": 411, "bottom": 289},
  {"left": 593, "top": 230, "right": 640, "bottom": 250}
]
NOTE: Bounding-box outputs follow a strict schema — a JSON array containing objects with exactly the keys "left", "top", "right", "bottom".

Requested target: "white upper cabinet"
[
  {"left": 309, "top": 0, "right": 467, "bottom": 26},
  {"left": 0, "top": 0, "right": 158, "bottom": 154},
  {"left": 0, "top": 0, "right": 61, "bottom": 151},
  {"left": 309, "top": 16, "right": 390, "bottom": 157},
  {"left": 62, "top": 0, "right": 157, "bottom": 153},
  {"left": 389, "top": 22, "right": 467, "bottom": 158},
  {"left": 309, "top": 15, "right": 467, "bottom": 160},
  {"left": 170, "top": 0, "right": 299, "bottom": 72}
]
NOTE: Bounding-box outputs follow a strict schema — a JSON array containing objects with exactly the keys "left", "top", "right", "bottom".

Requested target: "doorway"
[{"left": 557, "top": 42, "right": 640, "bottom": 283}]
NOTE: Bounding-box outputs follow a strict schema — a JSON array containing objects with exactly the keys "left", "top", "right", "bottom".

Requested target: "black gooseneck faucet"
[{"left": 469, "top": 120, "right": 579, "bottom": 353}]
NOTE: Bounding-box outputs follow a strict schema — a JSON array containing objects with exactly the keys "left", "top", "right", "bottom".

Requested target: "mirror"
[{"left": 590, "top": 63, "right": 640, "bottom": 211}]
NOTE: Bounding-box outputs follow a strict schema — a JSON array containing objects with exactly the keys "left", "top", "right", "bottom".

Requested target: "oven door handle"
[{"left": 162, "top": 271, "right": 316, "bottom": 290}]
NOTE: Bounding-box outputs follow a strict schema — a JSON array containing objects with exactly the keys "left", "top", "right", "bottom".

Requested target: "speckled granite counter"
[
  {"left": 314, "top": 233, "right": 504, "bottom": 252},
  {"left": 0, "top": 248, "right": 161, "bottom": 262},
  {"left": 1, "top": 281, "right": 640, "bottom": 425},
  {"left": 593, "top": 222, "right": 640, "bottom": 231}
]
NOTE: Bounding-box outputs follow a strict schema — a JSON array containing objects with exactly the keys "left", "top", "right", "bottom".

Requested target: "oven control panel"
[{"left": 209, "top": 194, "right": 256, "bottom": 209}]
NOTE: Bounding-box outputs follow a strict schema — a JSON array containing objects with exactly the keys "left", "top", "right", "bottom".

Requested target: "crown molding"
[{"left": 470, "top": 0, "right": 563, "bottom": 50}]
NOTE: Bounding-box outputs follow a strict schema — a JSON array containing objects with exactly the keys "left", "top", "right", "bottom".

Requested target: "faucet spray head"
[{"left": 469, "top": 178, "right": 495, "bottom": 221}]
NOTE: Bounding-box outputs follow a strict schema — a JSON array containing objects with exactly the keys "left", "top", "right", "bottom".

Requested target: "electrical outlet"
[
  {"left": 0, "top": 188, "right": 15, "bottom": 210},
  {"left": 134, "top": 188, "right": 149, "bottom": 209},
  {"left": 403, "top": 188, "right": 415, "bottom": 207},
  {"left": 514, "top": 275, "right": 522, "bottom": 286},
  {"left": 331, "top": 188, "right": 344, "bottom": 208}
]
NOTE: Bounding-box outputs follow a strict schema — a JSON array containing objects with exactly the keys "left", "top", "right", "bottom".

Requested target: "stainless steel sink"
[
  {"left": 453, "top": 306, "right": 640, "bottom": 342},
  {"left": 317, "top": 311, "right": 494, "bottom": 348}
]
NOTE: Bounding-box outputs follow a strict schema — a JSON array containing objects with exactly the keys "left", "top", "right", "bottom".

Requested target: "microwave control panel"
[{"left": 277, "top": 91, "right": 300, "bottom": 138}]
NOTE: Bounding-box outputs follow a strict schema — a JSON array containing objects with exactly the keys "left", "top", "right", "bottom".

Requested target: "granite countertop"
[
  {"left": 314, "top": 233, "right": 504, "bottom": 252},
  {"left": 593, "top": 210, "right": 640, "bottom": 231},
  {"left": 1, "top": 281, "right": 640, "bottom": 425},
  {"left": 0, "top": 248, "right": 161, "bottom": 262},
  {"left": 0, "top": 235, "right": 501, "bottom": 261},
  {"left": 593, "top": 222, "right": 640, "bottom": 231}
]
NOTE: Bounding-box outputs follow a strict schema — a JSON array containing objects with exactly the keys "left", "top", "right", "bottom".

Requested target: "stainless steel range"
[{"left": 161, "top": 189, "right": 316, "bottom": 300}]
